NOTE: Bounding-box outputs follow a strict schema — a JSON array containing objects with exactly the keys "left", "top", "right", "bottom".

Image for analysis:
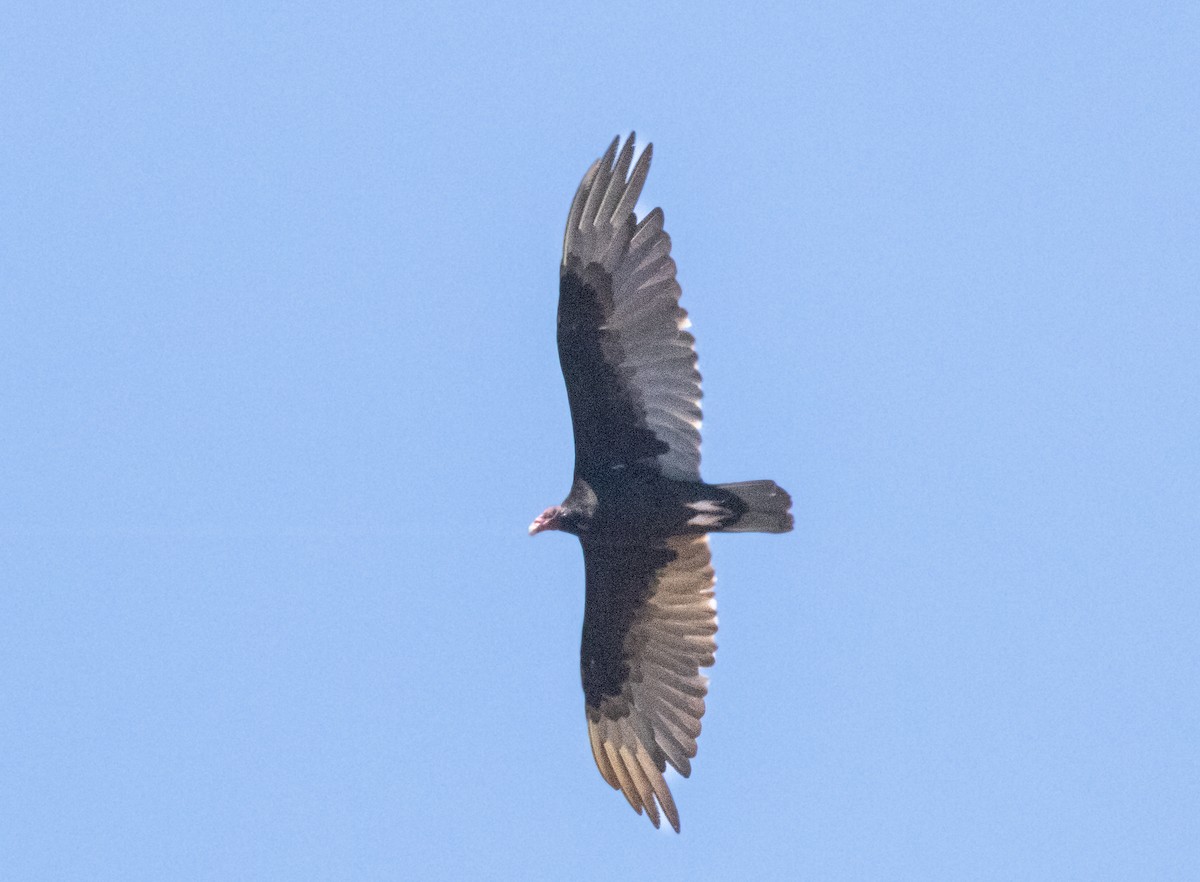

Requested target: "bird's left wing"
[
  {"left": 580, "top": 535, "right": 717, "bottom": 832},
  {"left": 558, "top": 134, "right": 703, "bottom": 481}
]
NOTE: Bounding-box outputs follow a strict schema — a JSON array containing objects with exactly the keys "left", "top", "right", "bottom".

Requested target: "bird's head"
[{"left": 528, "top": 505, "right": 566, "bottom": 536}]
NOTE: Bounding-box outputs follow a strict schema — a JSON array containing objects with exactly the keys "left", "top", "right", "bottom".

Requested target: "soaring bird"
[{"left": 530, "top": 134, "right": 793, "bottom": 832}]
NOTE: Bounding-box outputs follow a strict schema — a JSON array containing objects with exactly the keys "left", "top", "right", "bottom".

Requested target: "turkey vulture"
[{"left": 530, "top": 134, "right": 793, "bottom": 832}]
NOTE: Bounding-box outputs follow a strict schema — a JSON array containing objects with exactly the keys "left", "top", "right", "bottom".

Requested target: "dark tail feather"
[{"left": 713, "top": 480, "right": 794, "bottom": 534}]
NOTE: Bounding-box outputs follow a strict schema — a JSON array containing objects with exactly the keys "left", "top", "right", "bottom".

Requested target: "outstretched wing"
[
  {"left": 558, "top": 134, "right": 703, "bottom": 482},
  {"left": 580, "top": 535, "right": 717, "bottom": 832}
]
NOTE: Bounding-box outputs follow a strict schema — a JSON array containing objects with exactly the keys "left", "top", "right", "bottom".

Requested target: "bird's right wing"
[
  {"left": 579, "top": 535, "right": 717, "bottom": 832},
  {"left": 557, "top": 134, "right": 703, "bottom": 482}
]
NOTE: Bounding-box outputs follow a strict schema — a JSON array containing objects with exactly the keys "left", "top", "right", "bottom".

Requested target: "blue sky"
[{"left": 2, "top": 1, "right": 1197, "bottom": 878}]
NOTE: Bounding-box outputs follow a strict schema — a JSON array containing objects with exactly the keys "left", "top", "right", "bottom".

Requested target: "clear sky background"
[{"left": 2, "top": 2, "right": 1197, "bottom": 879}]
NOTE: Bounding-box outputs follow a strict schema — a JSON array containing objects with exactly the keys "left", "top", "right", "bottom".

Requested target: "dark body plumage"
[{"left": 531, "top": 135, "right": 792, "bottom": 832}]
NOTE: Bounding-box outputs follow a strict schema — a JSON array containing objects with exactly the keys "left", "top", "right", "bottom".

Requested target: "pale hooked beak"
[{"left": 528, "top": 506, "right": 562, "bottom": 536}]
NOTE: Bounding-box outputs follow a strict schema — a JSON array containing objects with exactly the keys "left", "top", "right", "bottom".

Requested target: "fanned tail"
[{"left": 712, "top": 480, "right": 793, "bottom": 533}]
